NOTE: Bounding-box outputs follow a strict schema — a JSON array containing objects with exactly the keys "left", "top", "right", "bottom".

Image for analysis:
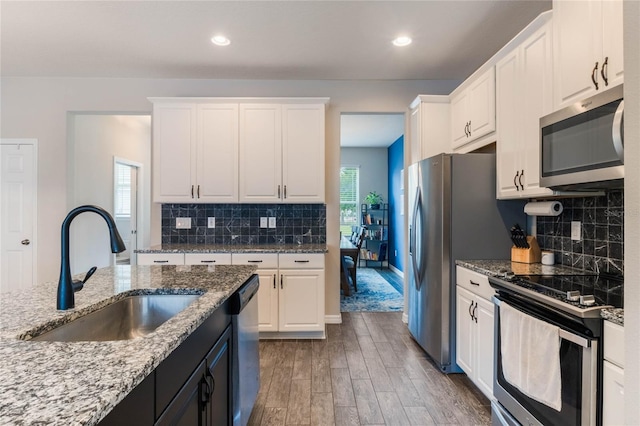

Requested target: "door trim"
[
  {"left": 113, "top": 156, "right": 143, "bottom": 266},
  {"left": 0, "top": 138, "right": 38, "bottom": 287}
]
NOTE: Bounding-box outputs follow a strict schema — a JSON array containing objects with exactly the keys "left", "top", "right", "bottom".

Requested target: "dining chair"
[{"left": 343, "top": 227, "right": 366, "bottom": 292}]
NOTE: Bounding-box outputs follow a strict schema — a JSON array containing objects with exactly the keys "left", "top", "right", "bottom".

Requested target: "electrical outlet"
[
  {"left": 207, "top": 217, "right": 216, "bottom": 228},
  {"left": 176, "top": 218, "right": 192, "bottom": 229},
  {"left": 571, "top": 221, "right": 581, "bottom": 241},
  {"left": 268, "top": 217, "right": 276, "bottom": 228},
  {"left": 260, "top": 217, "right": 268, "bottom": 228}
]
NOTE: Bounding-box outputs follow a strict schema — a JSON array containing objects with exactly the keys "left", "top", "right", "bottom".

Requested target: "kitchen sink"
[{"left": 30, "top": 294, "right": 201, "bottom": 342}]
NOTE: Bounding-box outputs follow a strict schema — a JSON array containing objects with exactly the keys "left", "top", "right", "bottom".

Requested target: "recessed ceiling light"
[
  {"left": 211, "top": 35, "right": 231, "bottom": 46},
  {"left": 392, "top": 36, "right": 412, "bottom": 47}
]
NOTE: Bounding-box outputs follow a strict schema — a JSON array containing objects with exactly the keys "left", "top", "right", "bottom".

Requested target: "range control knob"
[
  {"left": 580, "top": 295, "right": 596, "bottom": 306},
  {"left": 566, "top": 291, "right": 580, "bottom": 302}
]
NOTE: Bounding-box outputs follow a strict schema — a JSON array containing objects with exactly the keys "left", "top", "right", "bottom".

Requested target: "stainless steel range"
[{"left": 489, "top": 272, "right": 623, "bottom": 426}]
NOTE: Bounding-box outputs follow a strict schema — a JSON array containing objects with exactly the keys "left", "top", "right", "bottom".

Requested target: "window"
[
  {"left": 114, "top": 163, "right": 131, "bottom": 217},
  {"left": 340, "top": 166, "right": 359, "bottom": 235}
]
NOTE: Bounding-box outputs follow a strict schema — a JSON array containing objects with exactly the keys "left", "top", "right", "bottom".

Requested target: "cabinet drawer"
[
  {"left": 456, "top": 266, "right": 494, "bottom": 301},
  {"left": 185, "top": 253, "right": 232, "bottom": 265},
  {"left": 279, "top": 253, "right": 325, "bottom": 269},
  {"left": 604, "top": 320, "right": 624, "bottom": 368},
  {"left": 231, "top": 253, "right": 278, "bottom": 269},
  {"left": 138, "top": 253, "right": 185, "bottom": 265}
]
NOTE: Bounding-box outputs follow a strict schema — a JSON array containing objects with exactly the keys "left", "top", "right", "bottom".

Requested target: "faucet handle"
[
  {"left": 72, "top": 266, "right": 97, "bottom": 293},
  {"left": 83, "top": 266, "right": 97, "bottom": 284}
]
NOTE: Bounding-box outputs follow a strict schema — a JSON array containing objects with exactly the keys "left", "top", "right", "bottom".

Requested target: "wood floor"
[{"left": 248, "top": 312, "right": 491, "bottom": 425}]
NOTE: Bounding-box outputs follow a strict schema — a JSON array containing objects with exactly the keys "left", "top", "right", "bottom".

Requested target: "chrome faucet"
[{"left": 57, "top": 205, "right": 126, "bottom": 310}]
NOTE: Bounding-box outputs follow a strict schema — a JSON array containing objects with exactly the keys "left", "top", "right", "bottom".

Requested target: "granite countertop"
[
  {"left": 456, "top": 259, "right": 624, "bottom": 325},
  {"left": 136, "top": 243, "right": 328, "bottom": 254},
  {"left": 0, "top": 264, "right": 257, "bottom": 425}
]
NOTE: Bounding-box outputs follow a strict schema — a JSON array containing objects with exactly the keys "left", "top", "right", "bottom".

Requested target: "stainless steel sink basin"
[{"left": 31, "top": 294, "right": 201, "bottom": 342}]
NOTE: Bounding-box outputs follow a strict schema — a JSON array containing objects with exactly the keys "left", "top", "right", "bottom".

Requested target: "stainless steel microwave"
[{"left": 540, "top": 85, "right": 624, "bottom": 190}]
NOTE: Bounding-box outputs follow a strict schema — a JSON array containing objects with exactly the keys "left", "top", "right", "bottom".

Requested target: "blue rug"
[{"left": 341, "top": 268, "right": 403, "bottom": 312}]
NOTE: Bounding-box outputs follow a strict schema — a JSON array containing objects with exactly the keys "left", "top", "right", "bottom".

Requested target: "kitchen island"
[{"left": 0, "top": 264, "right": 256, "bottom": 425}]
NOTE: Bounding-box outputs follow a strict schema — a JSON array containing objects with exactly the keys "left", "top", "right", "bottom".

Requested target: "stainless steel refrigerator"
[{"left": 407, "top": 153, "right": 524, "bottom": 373}]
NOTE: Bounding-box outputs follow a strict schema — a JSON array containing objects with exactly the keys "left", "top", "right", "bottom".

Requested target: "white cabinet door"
[
  {"left": 184, "top": 253, "right": 232, "bottom": 265},
  {"left": 197, "top": 104, "right": 239, "bottom": 202},
  {"left": 256, "top": 269, "right": 279, "bottom": 332},
  {"left": 468, "top": 67, "right": 496, "bottom": 141},
  {"left": 450, "top": 91, "right": 469, "bottom": 149},
  {"left": 601, "top": 0, "right": 624, "bottom": 89},
  {"left": 409, "top": 96, "right": 451, "bottom": 163},
  {"left": 279, "top": 269, "right": 325, "bottom": 332},
  {"left": 603, "top": 360, "right": 624, "bottom": 426},
  {"left": 409, "top": 104, "right": 422, "bottom": 165},
  {"left": 137, "top": 253, "right": 185, "bottom": 265},
  {"left": 239, "top": 104, "right": 282, "bottom": 203},
  {"left": 475, "top": 296, "right": 495, "bottom": 400},
  {"left": 456, "top": 286, "right": 475, "bottom": 377},
  {"left": 496, "top": 50, "right": 522, "bottom": 199},
  {"left": 281, "top": 104, "right": 325, "bottom": 203},
  {"left": 153, "top": 104, "right": 196, "bottom": 203}
]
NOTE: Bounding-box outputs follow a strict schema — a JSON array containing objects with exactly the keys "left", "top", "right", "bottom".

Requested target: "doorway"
[
  {"left": 114, "top": 159, "right": 141, "bottom": 265},
  {"left": 0, "top": 139, "right": 38, "bottom": 292},
  {"left": 339, "top": 113, "right": 405, "bottom": 312}
]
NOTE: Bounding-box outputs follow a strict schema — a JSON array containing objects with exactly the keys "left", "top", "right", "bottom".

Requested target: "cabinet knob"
[{"left": 21, "top": 239, "right": 30, "bottom": 246}]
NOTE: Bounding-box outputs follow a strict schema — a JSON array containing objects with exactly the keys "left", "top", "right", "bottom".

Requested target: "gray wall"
[
  {"left": 340, "top": 147, "right": 389, "bottom": 206},
  {"left": 0, "top": 77, "right": 459, "bottom": 319}
]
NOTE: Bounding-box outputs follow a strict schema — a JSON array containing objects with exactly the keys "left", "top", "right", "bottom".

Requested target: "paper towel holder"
[{"left": 524, "top": 201, "right": 563, "bottom": 216}]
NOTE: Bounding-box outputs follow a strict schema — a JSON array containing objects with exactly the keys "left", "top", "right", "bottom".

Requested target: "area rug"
[{"left": 341, "top": 268, "right": 403, "bottom": 312}]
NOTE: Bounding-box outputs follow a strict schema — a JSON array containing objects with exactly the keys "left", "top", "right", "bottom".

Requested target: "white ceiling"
[{"left": 1, "top": 1, "right": 551, "bottom": 148}]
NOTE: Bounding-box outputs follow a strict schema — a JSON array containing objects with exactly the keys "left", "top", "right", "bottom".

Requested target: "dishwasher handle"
[{"left": 230, "top": 274, "right": 260, "bottom": 314}]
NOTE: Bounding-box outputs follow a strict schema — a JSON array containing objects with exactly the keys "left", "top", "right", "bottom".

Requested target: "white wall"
[
  {"left": 0, "top": 77, "right": 459, "bottom": 318},
  {"left": 623, "top": 0, "right": 639, "bottom": 421},
  {"left": 69, "top": 114, "right": 151, "bottom": 274},
  {"left": 340, "top": 147, "right": 389, "bottom": 206}
]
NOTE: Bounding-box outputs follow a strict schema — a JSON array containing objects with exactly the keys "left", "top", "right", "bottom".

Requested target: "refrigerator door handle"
[{"left": 410, "top": 186, "right": 423, "bottom": 290}]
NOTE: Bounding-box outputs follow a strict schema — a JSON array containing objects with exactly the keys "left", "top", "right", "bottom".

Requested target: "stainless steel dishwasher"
[{"left": 230, "top": 274, "right": 260, "bottom": 426}]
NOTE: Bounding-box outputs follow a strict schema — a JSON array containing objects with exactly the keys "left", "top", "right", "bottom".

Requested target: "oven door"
[{"left": 493, "top": 294, "right": 599, "bottom": 426}]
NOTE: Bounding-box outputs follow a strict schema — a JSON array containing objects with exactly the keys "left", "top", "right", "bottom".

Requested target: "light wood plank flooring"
[{"left": 248, "top": 312, "right": 490, "bottom": 425}]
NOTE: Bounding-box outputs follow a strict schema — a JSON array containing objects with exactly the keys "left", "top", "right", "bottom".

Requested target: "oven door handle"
[{"left": 493, "top": 297, "right": 591, "bottom": 348}]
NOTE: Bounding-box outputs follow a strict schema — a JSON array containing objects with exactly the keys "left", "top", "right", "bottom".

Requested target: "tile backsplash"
[
  {"left": 161, "top": 204, "right": 326, "bottom": 245},
  {"left": 536, "top": 190, "right": 623, "bottom": 275}
]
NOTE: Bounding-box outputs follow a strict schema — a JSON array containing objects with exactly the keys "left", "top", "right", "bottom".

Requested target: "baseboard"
[
  {"left": 389, "top": 264, "right": 404, "bottom": 278},
  {"left": 402, "top": 312, "right": 409, "bottom": 324},
  {"left": 260, "top": 329, "right": 326, "bottom": 339},
  {"left": 325, "top": 314, "right": 342, "bottom": 324}
]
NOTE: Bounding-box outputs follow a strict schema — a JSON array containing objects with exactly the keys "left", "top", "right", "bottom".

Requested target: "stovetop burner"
[{"left": 489, "top": 273, "right": 623, "bottom": 318}]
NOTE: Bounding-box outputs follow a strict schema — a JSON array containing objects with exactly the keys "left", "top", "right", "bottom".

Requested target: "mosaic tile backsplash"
[
  {"left": 161, "top": 204, "right": 326, "bottom": 245},
  {"left": 536, "top": 190, "right": 623, "bottom": 275}
]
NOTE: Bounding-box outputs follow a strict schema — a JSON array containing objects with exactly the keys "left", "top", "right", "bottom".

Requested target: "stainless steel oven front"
[{"left": 492, "top": 294, "right": 601, "bottom": 426}]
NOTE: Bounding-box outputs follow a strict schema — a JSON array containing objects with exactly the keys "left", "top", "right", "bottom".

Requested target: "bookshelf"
[{"left": 360, "top": 203, "right": 388, "bottom": 268}]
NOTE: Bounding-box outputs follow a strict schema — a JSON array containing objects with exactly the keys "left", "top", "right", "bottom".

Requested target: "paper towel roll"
[{"left": 524, "top": 201, "right": 563, "bottom": 216}]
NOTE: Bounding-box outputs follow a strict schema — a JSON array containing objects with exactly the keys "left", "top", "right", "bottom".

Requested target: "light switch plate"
[
  {"left": 268, "top": 217, "right": 276, "bottom": 228},
  {"left": 571, "top": 221, "right": 581, "bottom": 241},
  {"left": 260, "top": 217, "right": 268, "bottom": 228},
  {"left": 208, "top": 217, "right": 216, "bottom": 228},
  {"left": 176, "top": 217, "right": 192, "bottom": 229}
]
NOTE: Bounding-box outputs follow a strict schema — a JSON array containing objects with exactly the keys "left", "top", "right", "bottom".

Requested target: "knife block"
[{"left": 511, "top": 236, "right": 541, "bottom": 264}]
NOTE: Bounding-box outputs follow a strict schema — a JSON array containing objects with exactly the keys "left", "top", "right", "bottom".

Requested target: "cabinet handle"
[
  {"left": 468, "top": 299, "right": 474, "bottom": 319},
  {"left": 197, "top": 184, "right": 200, "bottom": 199},
  {"left": 247, "top": 260, "right": 263, "bottom": 263},
  {"left": 153, "top": 260, "right": 169, "bottom": 264},
  {"left": 467, "top": 121, "right": 471, "bottom": 137},
  {"left": 473, "top": 302, "right": 478, "bottom": 323},
  {"left": 519, "top": 169, "right": 524, "bottom": 190},
  {"left": 469, "top": 280, "right": 480, "bottom": 286},
  {"left": 591, "top": 61, "right": 599, "bottom": 90},
  {"left": 280, "top": 274, "right": 283, "bottom": 289},
  {"left": 273, "top": 274, "right": 276, "bottom": 289},
  {"left": 284, "top": 185, "right": 287, "bottom": 199},
  {"left": 200, "top": 260, "right": 216, "bottom": 263},
  {"left": 294, "top": 260, "right": 310, "bottom": 263},
  {"left": 191, "top": 185, "right": 194, "bottom": 198},
  {"left": 200, "top": 378, "right": 211, "bottom": 405},
  {"left": 278, "top": 185, "right": 281, "bottom": 198},
  {"left": 601, "top": 56, "right": 609, "bottom": 86},
  {"left": 514, "top": 171, "right": 520, "bottom": 191},
  {"left": 464, "top": 122, "right": 469, "bottom": 137}
]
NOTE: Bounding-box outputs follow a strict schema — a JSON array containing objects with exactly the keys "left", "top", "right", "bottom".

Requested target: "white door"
[
  {"left": 1, "top": 141, "right": 37, "bottom": 292},
  {"left": 114, "top": 160, "right": 140, "bottom": 265}
]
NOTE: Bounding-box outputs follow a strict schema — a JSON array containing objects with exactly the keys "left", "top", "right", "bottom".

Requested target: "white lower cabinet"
[
  {"left": 603, "top": 320, "right": 624, "bottom": 425},
  {"left": 232, "top": 253, "right": 325, "bottom": 336},
  {"left": 455, "top": 266, "right": 495, "bottom": 400},
  {"left": 137, "top": 253, "right": 185, "bottom": 265},
  {"left": 184, "top": 253, "right": 232, "bottom": 265}
]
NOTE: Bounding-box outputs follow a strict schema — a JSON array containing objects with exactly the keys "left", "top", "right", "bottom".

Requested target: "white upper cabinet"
[
  {"left": 552, "top": 0, "right": 623, "bottom": 109},
  {"left": 409, "top": 95, "right": 450, "bottom": 164},
  {"left": 496, "top": 16, "right": 554, "bottom": 199},
  {"left": 451, "top": 66, "right": 496, "bottom": 150},
  {"left": 239, "top": 104, "right": 283, "bottom": 203},
  {"left": 152, "top": 102, "right": 238, "bottom": 203},
  {"left": 240, "top": 103, "right": 326, "bottom": 203}
]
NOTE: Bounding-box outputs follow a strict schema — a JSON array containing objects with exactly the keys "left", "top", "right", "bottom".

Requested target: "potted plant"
[{"left": 364, "top": 191, "right": 383, "bottom": 209}]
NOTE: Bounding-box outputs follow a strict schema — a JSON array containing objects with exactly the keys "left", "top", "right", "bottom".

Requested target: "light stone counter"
[
  {"left": 0, "top": 264, "right": 256, "bottom": 425},
  {"left": 455, "top": 259, "right": 584, "bottom": 277}
]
